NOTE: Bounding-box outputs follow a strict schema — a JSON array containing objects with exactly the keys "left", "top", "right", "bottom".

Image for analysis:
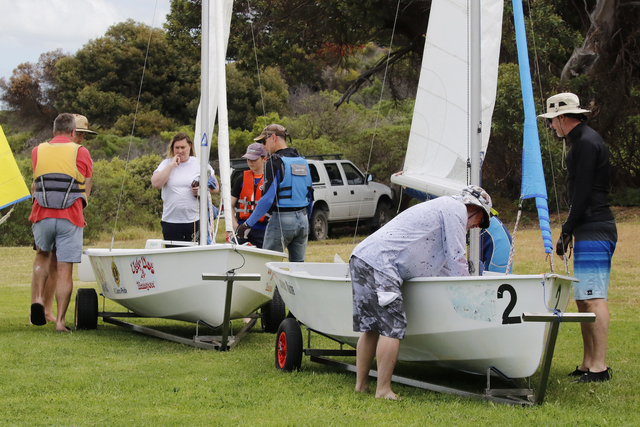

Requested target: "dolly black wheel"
[
  {"left": 75, "top": 288, "right": 98, "bottom": 330},
  {"left": 262, "top": 288, "right": 287, "bottom": 333},
  {"left": 275, "top": 318, "right": 303, "bottom": 371}
]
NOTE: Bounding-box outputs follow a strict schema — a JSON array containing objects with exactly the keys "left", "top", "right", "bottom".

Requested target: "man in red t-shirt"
[
  {"left": 29, "top": 113, "right": 93, "bottom": 332},
  {"left": 35, "top": 114, "right": 97, "bottom": 325}
]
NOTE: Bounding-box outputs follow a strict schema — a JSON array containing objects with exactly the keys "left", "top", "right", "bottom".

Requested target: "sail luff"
[
  {"left": 513, "top": 0, "right": 553, "bottom": 253},
  {"left": 468, "top": 0, "right": 482, "bottom": 274},
  {"left": 199, "top": 0, "right": 211, "bottom": 245},
  {"left": 214, "top": 0, "right": 235, "bottom": 234}
]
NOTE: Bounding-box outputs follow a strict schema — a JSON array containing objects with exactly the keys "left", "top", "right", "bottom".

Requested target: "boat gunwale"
[
  {"left": 85, "top": 245, "right": 287, "bottom": 258},
  {"left": 266, "top": 262, "right": 577, "bottom": 284}
]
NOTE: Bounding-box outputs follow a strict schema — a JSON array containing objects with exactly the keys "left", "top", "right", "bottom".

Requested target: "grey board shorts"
[
  {"left": 350, "top": 256, "right": 406, "bottom": 339},
  {"left": 33, "top": 218, "right": 83, "bottom": 263}
]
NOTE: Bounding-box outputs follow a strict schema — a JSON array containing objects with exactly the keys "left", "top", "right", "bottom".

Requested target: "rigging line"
[
  {"left": 110, "top": 0, "right": 159, "bottom": 251},
  {"left": 525, "top": 0, "right": 563, "bottom": 240},
  {"left": 244, "top": 0, "right": 284, "bottom": 248},
  {"left": 351, "top": 0, "right": 403, "bottom": 245},
  {"left": 247, "top": 0, "right": 267, "bottom": 127}
]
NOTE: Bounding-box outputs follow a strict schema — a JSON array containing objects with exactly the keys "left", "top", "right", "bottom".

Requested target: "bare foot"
[
  {"left": 55, "top": 324, "right": 72, "bottom": 333},
  {"left": 375, "top": 391, "right": 399, "bottom": 400},
  {"left": 355, "top": 385, "right": 370, "bottom": 394}
]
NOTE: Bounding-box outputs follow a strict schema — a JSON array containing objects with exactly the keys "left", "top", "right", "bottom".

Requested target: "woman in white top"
[{"left": 151, "top": 132, "right": 218, "bottom": 245}]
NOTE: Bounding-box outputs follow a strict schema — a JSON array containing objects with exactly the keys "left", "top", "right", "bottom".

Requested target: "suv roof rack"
[{"left": 305, "top": 153, "right": 343, "bottom": 160}]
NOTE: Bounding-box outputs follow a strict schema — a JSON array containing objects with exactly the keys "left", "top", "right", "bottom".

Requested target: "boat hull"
[
  {"left": 85, "top": 245, "right": 284, "bottom": 327},
  {"left": 266, "top": 262, "right": 576, "bottom": 378}
]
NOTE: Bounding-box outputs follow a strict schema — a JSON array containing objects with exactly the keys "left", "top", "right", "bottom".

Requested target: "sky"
[{"left": 0, "top": 0, "right": 171, "bottom": 83}]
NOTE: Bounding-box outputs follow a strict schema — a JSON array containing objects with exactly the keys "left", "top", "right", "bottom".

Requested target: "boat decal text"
[
  {"left": 265, "top": 270, "right": 275, "bottom": 293},
  {"left": 130, "top": 256, "right": 157, "bottom": 292},
  {"left": 111, "top": 260, "right": 127, "bottom": 294},
  {"left": 278, "top": 279, "right": 295, "bottom": 296},
  {"left": 93, "top": 259, "right": 109, "bottom": 294}
]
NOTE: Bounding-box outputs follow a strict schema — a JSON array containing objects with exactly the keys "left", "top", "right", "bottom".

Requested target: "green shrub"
[
  {"left": 0, "top": 155, "right": 165, "bottom": 246},
  {"left": 113, "top": 110, "right": 176, "bottom": 138},
  {"left": 6, "top": 132, "right": 34, "bottom": 154},
  {"left": 84, "top": 155, "right": 164, "bottom": 240},
  {"left": 610, "top": 188, "right": 640, "bottom": 207}
]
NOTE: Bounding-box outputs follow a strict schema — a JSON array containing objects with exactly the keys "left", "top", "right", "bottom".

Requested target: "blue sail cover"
[{"left": 513, "top": 0, "right": 552, "bottom": 253}]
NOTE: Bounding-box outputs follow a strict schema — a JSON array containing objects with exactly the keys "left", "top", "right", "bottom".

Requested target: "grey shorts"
[
  {"left": 33, "top": 218, "right": 83, "bottom": 263},
  {"left": 350, "top": 256, "right": 406, "bottom": 339}
]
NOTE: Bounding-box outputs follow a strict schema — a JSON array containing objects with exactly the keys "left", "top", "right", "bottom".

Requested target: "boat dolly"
[
  {"left": 276, "top": 311, "right": 595, "bottom": 405},
  {"left": 75, "top": 273, "right": 273, "bottom": 351}
]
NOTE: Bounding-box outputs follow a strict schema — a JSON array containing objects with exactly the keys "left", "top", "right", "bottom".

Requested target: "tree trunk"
[{"left": 560, "top": 0, "right": 618, "bottom": 86}]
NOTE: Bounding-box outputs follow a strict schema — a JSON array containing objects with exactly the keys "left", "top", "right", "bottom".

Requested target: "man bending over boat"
[
  {"left": 397, "top": 181, "right": 512, "bottom": 274},
  {"left": 236, "top": 124, "right": 313, "bottom": 261},
  {"left": 29, "top": 113, "right": 93, "bottom": 332},
  {"left": 540, "top": 92, "right": 617, "bottom": 383},
  {"left": 350, "top": 185, "right": 492, "bottom": 399}
]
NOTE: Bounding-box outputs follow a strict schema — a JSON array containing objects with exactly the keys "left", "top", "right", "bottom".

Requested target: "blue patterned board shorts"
[
  {"left": 573, "top": 220, "right": 617, "bottom": 301},
  {"left": 350, "top": 256, "right": 406, "bottom": 339}
]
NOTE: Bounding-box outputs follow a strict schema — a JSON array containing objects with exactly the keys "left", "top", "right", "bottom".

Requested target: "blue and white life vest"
[{"left": 277, "top": 156, "right": 312, "bottom": 208}]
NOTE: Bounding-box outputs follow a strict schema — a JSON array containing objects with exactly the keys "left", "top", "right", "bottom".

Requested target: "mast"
[
  {"left": 468, "top": 0, "right": 482, "bottom": 275},
  {"left": 199, "top": 0, "right": 211, "bottom": 245},
  {"left": 215, "top": 0, "right": 235, "bottom": 237}
]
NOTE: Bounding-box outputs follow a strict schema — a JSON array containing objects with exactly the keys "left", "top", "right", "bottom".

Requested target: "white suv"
[{"left": 230, "top": 154, "right": 395, "bottom": 240}]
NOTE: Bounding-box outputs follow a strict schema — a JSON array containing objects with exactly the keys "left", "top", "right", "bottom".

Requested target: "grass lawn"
[{"left": 1, "top": 212, "right": 639, "bottom": 426}]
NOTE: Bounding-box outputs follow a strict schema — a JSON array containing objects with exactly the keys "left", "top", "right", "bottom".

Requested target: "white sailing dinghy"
[
  {"left": 267, "top": 0, "right": 586, "bottom": 403},
  {"left": 79, "top": 0, "right": 286, "bottom": 347}
]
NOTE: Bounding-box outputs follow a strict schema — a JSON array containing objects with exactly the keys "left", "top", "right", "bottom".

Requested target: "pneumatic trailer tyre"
[
  {"left": 262, "top": 288, "right": 287, "bottom": 333},
  {"left": 275, "top": 318, "right": 303, "bottom": 371},
  {"left": 309, "top": 209, "right": 328, "bottom": 241},
  {"left": 75, "top": 288, "right": 98, "bottom": 330}
]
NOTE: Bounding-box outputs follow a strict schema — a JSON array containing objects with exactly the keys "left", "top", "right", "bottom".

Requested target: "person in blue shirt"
[
  {"left": 236, "top": 124, "right": 313, "bottom": 261},
  {"left": 401, "top": 186, "right": 512, "bottom": 274}
]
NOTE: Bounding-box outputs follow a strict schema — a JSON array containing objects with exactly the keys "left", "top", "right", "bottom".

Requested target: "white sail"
[
  {"left": 197, "top": 0, "right": 235, "bottom": 242},
  {"left": 194, "top": 0, "right": 233, "bottom": 161},
  {"left": 391, "top": 0, "right": 503, "bottom": 196}
]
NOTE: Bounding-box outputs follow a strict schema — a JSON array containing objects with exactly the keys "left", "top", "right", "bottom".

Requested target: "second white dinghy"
[
  {"left": 268, "top": 0, "right": 585, "bottom": 404},
  {"left": 267, "top": 261, "right": 575, "bottom": 379}
]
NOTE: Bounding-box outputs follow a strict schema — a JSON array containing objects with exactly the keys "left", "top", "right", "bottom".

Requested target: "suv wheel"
[
  {"left": 309, "top": 209, "right": 328, "bottom": 241},
  {"left": 370, "top": 201, "right": 391, "bottom": 231}
]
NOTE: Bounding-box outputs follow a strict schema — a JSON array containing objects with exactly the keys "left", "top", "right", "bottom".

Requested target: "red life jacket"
[{"left": 236, "top": 170, "right": 266, "bottom": 222}]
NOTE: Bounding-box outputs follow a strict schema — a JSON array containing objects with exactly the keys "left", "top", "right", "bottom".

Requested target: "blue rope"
[{"left": 541, "top": 277, "right": 562, "bottom": 322}]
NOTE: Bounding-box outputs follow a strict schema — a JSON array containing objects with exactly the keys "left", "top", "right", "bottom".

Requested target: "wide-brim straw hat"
[{"left": 73, "top": 114, "right": 97, "bottom": 134}]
